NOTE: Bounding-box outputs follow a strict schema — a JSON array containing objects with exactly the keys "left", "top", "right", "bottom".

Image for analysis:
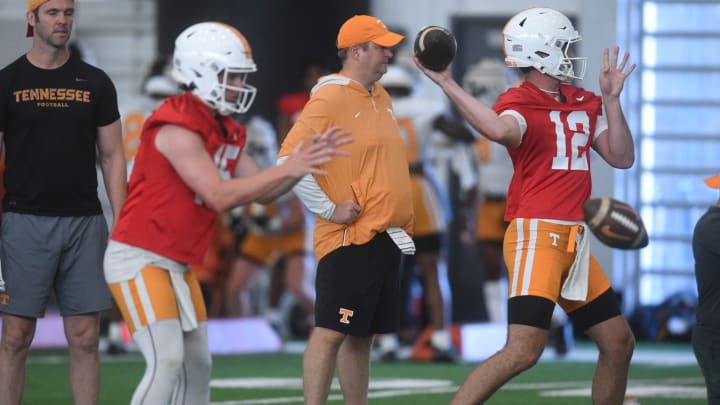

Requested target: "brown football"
[
  {"left": 414, "top": 25, "right": 456, "bottom": 71},
  {"left": 582, "top": 197, "right": 649, "bottom": 250}
]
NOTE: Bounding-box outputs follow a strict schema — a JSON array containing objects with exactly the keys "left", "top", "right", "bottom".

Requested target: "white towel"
[
  {"left": 0, "top": 260, "right": 5, "bottom": 292},
  {"left": 560, "top": 225, "right": 590, "bottom": 301},
  {"left": 387, "top": 227, "right": 416, "bottom": 255},
  {"left": 168, "top": 270, "right": 199, "bottom": 332},
  {"left": 105, "top": 241, "right": 200, "bottom": 332}
]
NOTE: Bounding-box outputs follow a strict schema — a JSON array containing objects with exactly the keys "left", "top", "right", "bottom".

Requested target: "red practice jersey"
[
  {"left": 111, "top": 93, "right": 246, "bottom": 265},
  {"left": 494, "top": 81, "right": 603, "bottom": 221}
]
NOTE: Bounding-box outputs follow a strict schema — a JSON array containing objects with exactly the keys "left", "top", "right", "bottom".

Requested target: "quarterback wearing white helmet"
[
  {"left": 172, "top": 22, "right": 257, "bottom": 115},
  {"left": 503, "top": 7, "right": 587, "bottom": 81},
  {"left": 415, "top": 7, "right": 637, "bottom": 404}
]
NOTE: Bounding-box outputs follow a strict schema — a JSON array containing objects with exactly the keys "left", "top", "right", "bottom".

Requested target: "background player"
[
  {"left": 376, "top": 64, "right": 458, "bottom": 362},
  {"left": 224, "top": 114, "right": 315, "bottom": 336},
  {"left": 462, "top": 58, "right": 514, "bottom": 324}
]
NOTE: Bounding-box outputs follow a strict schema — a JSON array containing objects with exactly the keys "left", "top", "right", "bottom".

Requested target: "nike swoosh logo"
[
  {"left": 576, "top": 96, "right": 585, "bottom": 101},
  {"left": 75, "top": 77, "right": 88, "bottom": 82},
  {"left": 600, "top": 225, "right": 632, "bottom": 241},
  {"left": 354, "top": 112, "right": 361, "bottom": 118}
]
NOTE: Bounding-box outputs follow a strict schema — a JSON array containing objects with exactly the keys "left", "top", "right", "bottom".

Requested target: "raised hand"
[
  {"left": 412, "top": 53, "right": 453, "bottom": 86},
  {"left": 311, "top": 126, "right": 353, "bottom": 157},
  {"left": 283, "top": 127, "right": 352, "bottom": 178},
  {"left": 599, "top": 46, "right": 636, "bottom": 99}
]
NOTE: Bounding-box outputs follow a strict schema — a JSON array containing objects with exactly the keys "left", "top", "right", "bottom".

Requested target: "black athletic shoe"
[
  {"left": 106, "top": 342, "right": 127, "bottom": 355},
  {"left": 550, "top": 323, "right": 573, "bottom": 357},
  {"left": 431, "top": 346, "right": 459, "bottom": 363},
  {"left": 378, "top": 350, "right": 398, "bottom": 362}
]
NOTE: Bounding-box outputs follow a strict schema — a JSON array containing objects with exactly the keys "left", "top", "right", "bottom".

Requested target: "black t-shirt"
[
  {"left": 693, "top": 205, "right": 720, "bottom": 328},
  {"left": 0, "top": 53, "right": 119, "bottom": 216}
]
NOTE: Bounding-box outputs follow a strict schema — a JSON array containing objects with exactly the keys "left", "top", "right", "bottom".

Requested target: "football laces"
[{"left": 610, "top": 210, "right": 639, "bottom": 233}]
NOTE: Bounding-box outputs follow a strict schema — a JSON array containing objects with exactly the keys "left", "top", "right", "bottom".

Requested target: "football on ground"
[
  {"left": 414, "top": 25, "right": 456, "bottom": 71},
  {"left": 582, "top": 197, "right": 649, "bottom": 250}
]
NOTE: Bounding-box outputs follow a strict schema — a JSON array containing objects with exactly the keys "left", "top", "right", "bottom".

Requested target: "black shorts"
[
  {"left": 508, "top": 288, "right": 621, "bottom": 331},
  {"left": 314, "top": 232, "right": 401, "bottom": 336},
  {"left": 413, "top": 233, "right": 442, "bottom": 254},
  {"left": 693, "top": 324, "right": 720, "bottom": 402}
]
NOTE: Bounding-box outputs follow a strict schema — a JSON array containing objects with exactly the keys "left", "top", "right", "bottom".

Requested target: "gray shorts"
[{"left": 0, "top": 213, "right": 112, "bottom": 317}]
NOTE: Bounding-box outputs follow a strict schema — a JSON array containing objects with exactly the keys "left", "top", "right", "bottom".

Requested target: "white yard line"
[{"left": 209, "top": 375, "right": 707, "bottom": 404}]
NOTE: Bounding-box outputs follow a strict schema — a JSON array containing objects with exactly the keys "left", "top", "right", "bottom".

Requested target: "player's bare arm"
[
  {"left": 251, "top": 126, "right": 352, "bottom": 203},
  {"left": 594, "top": 46, "right": 636, "bottom": 169},
  {"left": 156, "top": 124, "right": 349, "bottom": 211},
  {"left": 232, "top": 152, "right": 296, "bottom": 204},
  {"left": 155, "top": 124, "right": 294, "bottom": 211},
  {"left": 96, "top": 119, "right": 127, "bottom": 225},
  {"left": 413, "top": 55, "right": 521, "bottom": 148}
]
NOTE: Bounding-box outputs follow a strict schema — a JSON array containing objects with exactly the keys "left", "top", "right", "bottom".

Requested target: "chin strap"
[{"left": 214, "top": 113, "right": 228, "bottom": 138}]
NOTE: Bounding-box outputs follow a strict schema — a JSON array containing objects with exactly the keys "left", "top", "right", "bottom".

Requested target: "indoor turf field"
[{"left": 23, "top": 341, "right": 705, "bottom": 404}]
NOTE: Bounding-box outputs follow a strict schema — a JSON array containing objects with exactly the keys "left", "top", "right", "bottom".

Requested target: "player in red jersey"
[
  {"left": 416, "top": 7, "right": 637, "bottom": 404},
  {"left": 103, "top": 22, "right": 348, "bottom": 404}
]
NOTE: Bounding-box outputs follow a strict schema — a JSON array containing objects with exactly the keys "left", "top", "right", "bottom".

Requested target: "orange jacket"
[{"left": 279, "top": 74, "right": 414, "bottom": 261}]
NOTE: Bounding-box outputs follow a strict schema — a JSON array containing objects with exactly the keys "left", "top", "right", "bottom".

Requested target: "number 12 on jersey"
[{"left": 549, "top": 110, "right": 591, "bottom": 172}]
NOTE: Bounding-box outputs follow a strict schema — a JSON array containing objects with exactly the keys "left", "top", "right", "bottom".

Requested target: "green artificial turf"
[{"left": 22, "top": 342, "right": 705, "bottom": 404}]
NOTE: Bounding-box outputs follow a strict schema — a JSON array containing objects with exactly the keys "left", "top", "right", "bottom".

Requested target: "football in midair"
[
  {"left": 414, "top": 25, "right": 457, "bottom": 71},
  {"left": 583, "top": 198, "right": 649, "bottom": 250}
]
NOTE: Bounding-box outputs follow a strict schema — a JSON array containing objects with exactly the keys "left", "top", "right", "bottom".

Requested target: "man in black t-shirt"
[
  {"left": 693, "top": 174, "right": 720, "bottom": 404},
  {"left": 0, "top": 1, "right": 126, "bottom": 403}
]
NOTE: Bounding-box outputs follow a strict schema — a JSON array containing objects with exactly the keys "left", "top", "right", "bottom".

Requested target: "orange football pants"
[
  {"left": 410, "top": 174, "right": 445, "bottom": 237},
  {"left": 108, "top": 266, "right": 208, "bottom": 335},
  {"left": 475, "top": 198, "right": 509, "bottom": 241},
  {"left": 238, "top": 228, "right": 306, "bottom": 266},
  {"left": 503, "top": 218, "right": 612, "bottom": 313}
]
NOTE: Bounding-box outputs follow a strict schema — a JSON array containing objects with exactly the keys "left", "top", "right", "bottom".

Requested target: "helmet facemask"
[
  {"left": 203, "top": 67, "right": 257, "bottom": 116},
  {"left": 546, "top": 36, "right": 586, "bottom": 81}
]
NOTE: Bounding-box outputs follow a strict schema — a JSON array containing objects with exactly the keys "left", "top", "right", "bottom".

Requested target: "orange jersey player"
[
  {"left": 377, "top": 64, "right": 458, "bottom": 362},
  {"left": 225, "top": 114, "right": 315, "bottom": 329}
]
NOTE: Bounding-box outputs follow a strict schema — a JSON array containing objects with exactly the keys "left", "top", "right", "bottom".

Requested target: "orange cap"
[
  {"left": 704, "top": 175, "right": 720, "bottom": 189},
  {"left": 26, "top": 0, "right": 49, "bottom": 37},
  {"left": 336, "top": 15, "right": 404, "bottom": 49}
]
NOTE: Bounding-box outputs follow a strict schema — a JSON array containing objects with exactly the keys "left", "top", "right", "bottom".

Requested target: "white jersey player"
[
  {"left": 225, "top": 115, "right": 315, "bottom": 329},
  {"left": 376, "top": 64, "right": 466, "bottom": 361},
  {"left": 462, "top": 58, "right": 515, "bottom": 323}
]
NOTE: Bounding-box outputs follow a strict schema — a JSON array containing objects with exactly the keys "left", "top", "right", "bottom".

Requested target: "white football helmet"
[
  {"left": 502, "top": 8, "right": 586, "bottom": 81},
  {"left": 171, "top": 22, "right": 257, "bottom": 115},
  {"left": 462, "top": 58, "right": 515, "bottom": 105},
  {"left": 378, "top": 64, "right": 415, "bottom": 92},
  {"left": 144, "top": 75, "right": 181, "bottom": 99}
]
